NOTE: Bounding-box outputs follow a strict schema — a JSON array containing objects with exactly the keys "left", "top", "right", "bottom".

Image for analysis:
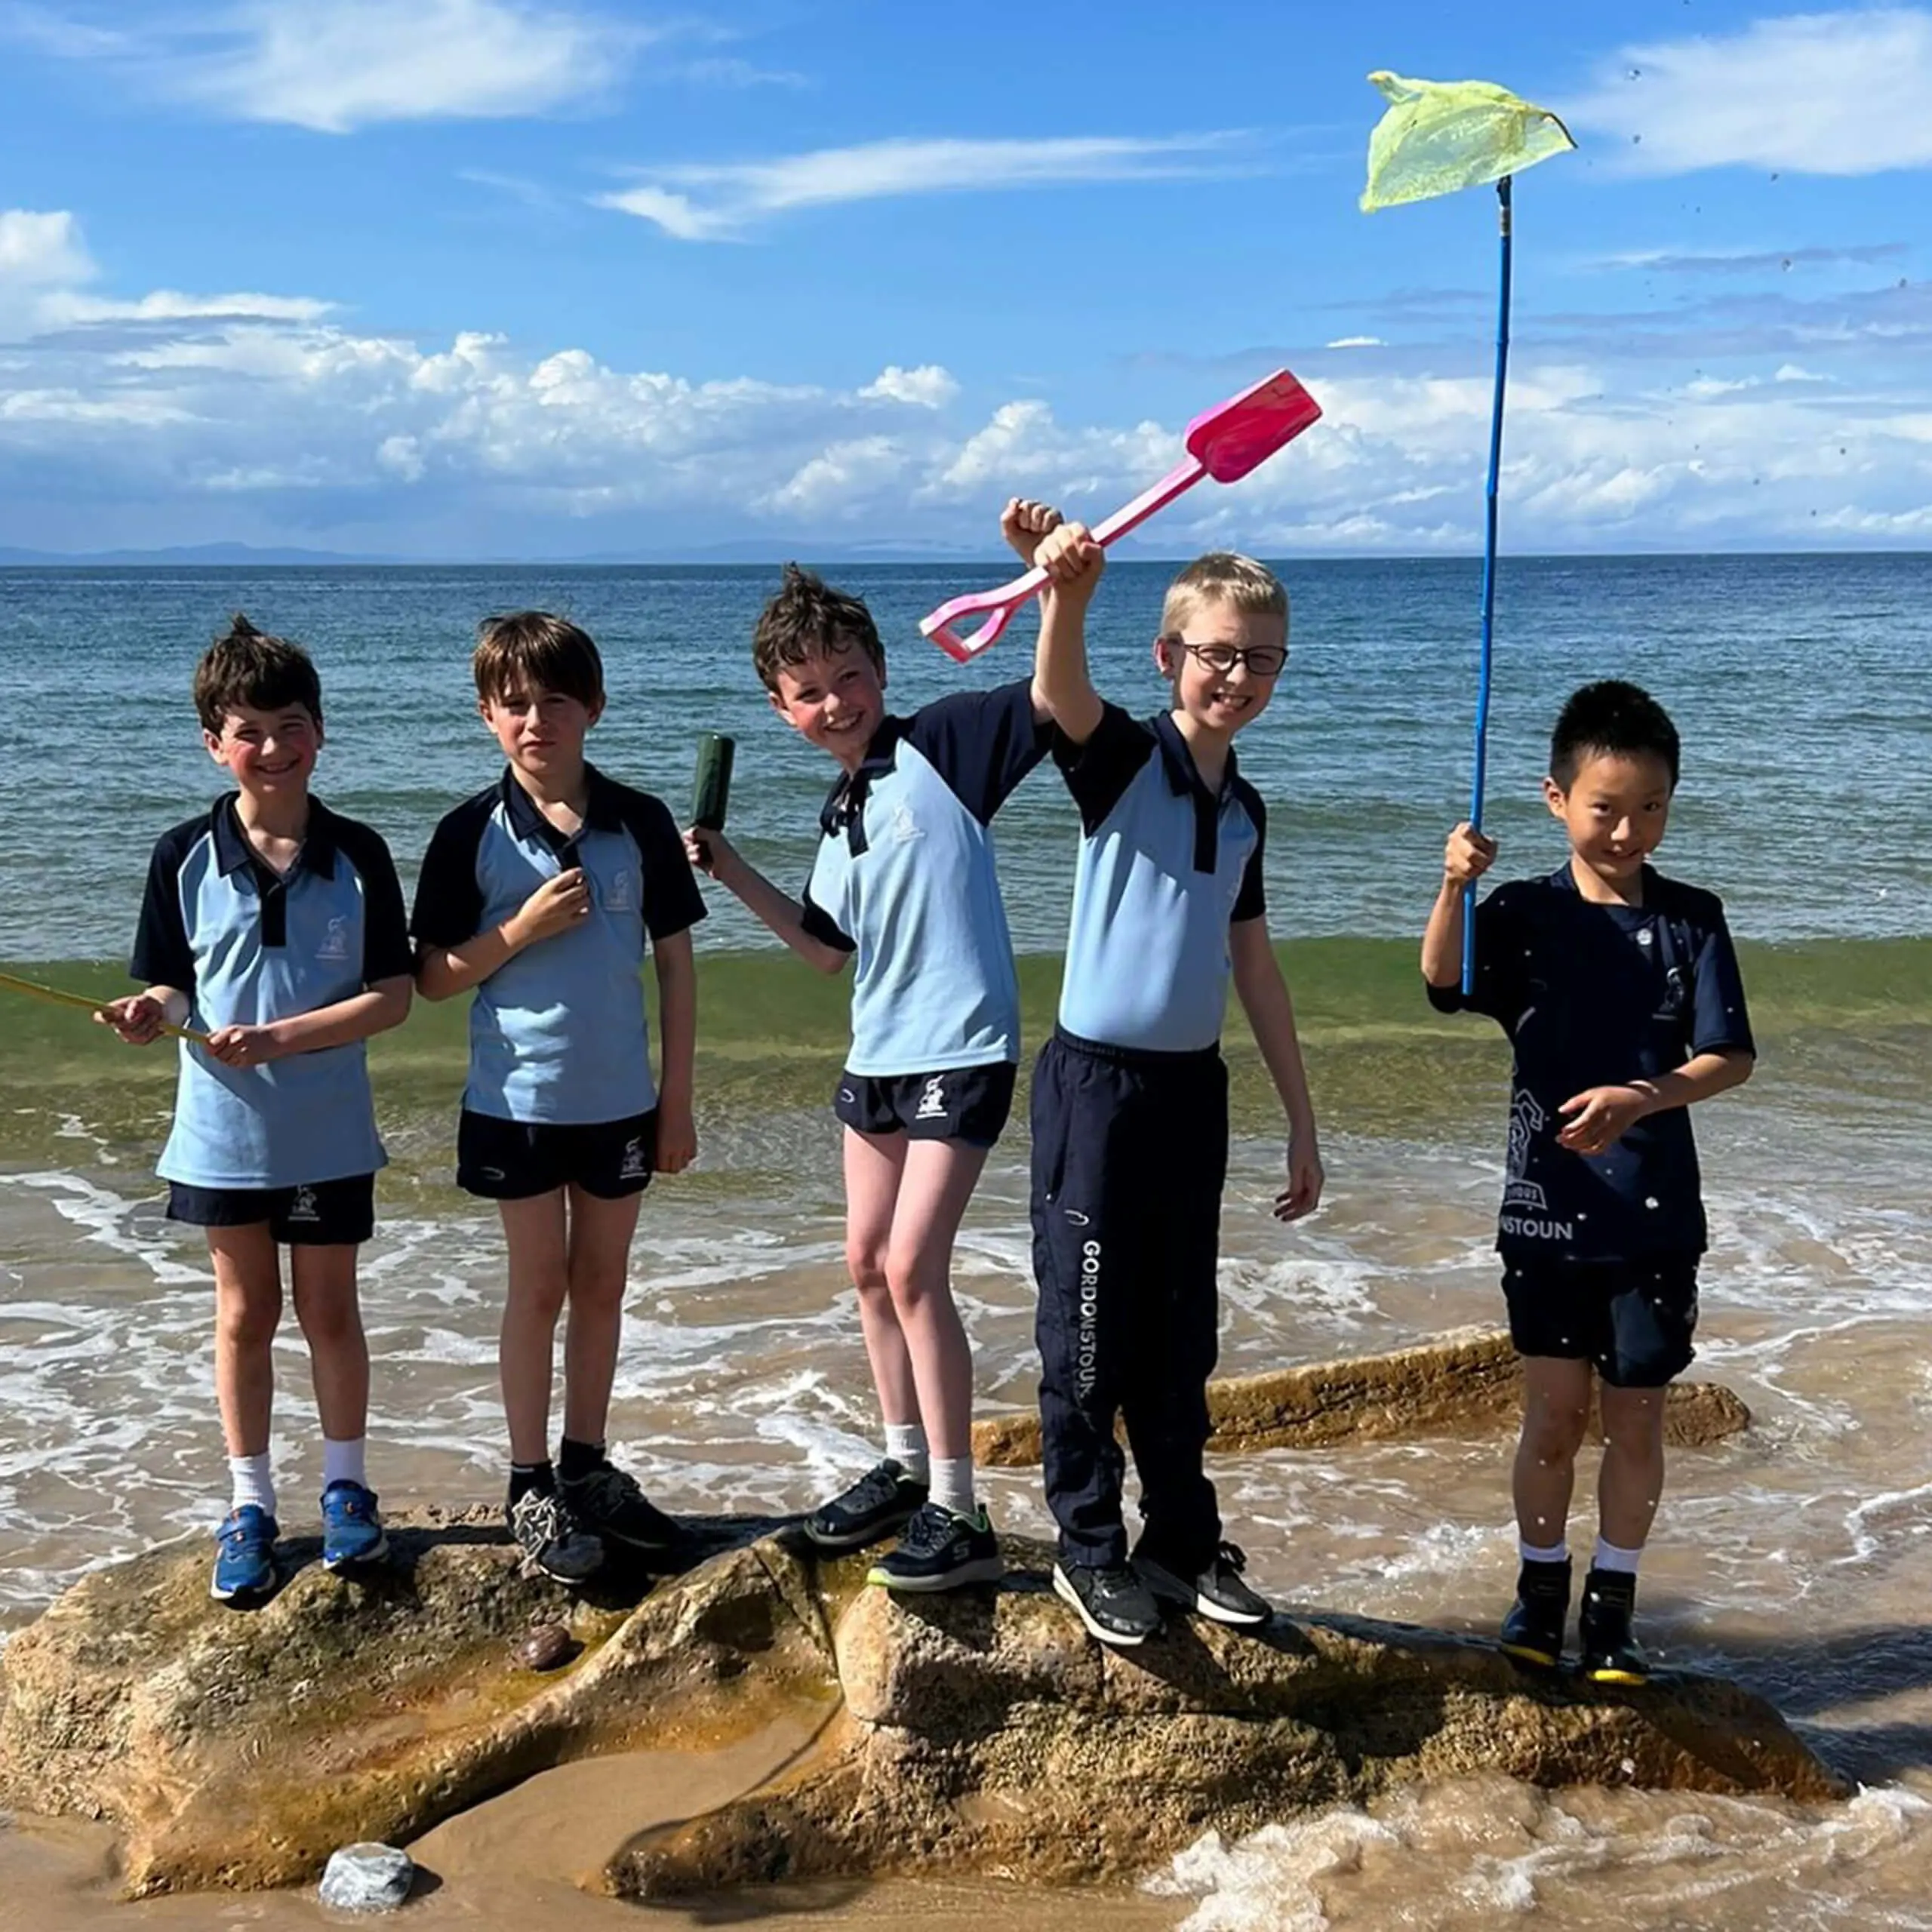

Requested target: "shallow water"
[
  {"left": 4, "top": 1004, "right": 1932, "bottom": 1927},
  {"left": 2, "top": 549, "right": 1930, "bottom": 1925}
]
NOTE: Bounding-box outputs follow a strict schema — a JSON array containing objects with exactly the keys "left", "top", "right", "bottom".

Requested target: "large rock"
[
  {"left": 1, "top": 1511, "right": 1838, "bottom": 1903},
  {"left": 972, "top": 1327, "right": 1750, "bottom": 1466}
]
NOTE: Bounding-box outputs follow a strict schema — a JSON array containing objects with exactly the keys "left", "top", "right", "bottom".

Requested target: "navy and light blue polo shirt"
[
  {"left": 1054, "top": 706, "right": 1266, "bottom": 1053},
  {"left": 131, "top": 795, "right": 412, "bottom": 1190},
  {"left": 801, "top": 678, "right": 1048, "bottom": 1076},
  {"left": 411, "top": 766, "right": 705, "bottom": 1126},
  {"left": 1429, "top": 866, "right": 1756, "bottom": 1262}
]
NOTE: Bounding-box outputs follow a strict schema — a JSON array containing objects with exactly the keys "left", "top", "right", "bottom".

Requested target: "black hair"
[{"left": 1549, "top": 679, "right": 1681, "bottom": 790}]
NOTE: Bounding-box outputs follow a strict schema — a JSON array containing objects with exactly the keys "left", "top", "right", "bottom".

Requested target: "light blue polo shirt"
[
  {"left": 1054, "top": 706, "right": 1267, "bottom": 1053},
  {"left": 800, "top": 678, "right": 1049, "bottom": 1077},
  {"left": 411, "top": 766, "right": 706, "bottom": 1125},
  {"left": 130, "top": 796, "right": 413, "bottom": 1190}
]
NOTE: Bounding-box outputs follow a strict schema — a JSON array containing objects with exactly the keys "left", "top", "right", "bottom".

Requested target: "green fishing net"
[{"left": 1361, "top": 72, "right": 1576, "bottom": 211}]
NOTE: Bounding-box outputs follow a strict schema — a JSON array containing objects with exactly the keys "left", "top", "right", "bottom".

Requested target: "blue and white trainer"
[
  {"left": 211, "top": 1505, "right": 280, "bottom": 1602},
  {"left": 320, "top": 1481, "right": 389, "bottom": 1572}
]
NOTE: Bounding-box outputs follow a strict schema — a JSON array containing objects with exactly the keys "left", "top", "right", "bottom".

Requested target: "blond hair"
[{"left": 1160, "top": 552, "right": 1288, "bottom": 638}]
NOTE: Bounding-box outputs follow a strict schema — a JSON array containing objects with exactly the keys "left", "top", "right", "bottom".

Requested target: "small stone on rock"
[
  {"left": 319, "top": 1842, "right": 414, "bottom": 1913},
  {"left": 512, "top": 1622, "right": 574, "bottom": 1672}
]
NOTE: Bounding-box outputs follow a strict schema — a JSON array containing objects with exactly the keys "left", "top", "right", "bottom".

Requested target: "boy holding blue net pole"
[{"left": 1423, "top": 681, "right": 1755, "bottom": 1683}]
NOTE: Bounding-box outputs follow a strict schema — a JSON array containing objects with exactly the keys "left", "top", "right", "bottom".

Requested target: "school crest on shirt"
[
  {"left": 889, "top": 801, "right": 923, "bottom": 844},
  {"left": 1502, "top": 1089, "right": 1548, "bottom": 1212},
  {"left": 605, "top": 867, "right": 635, "bottom": 913},
  {"left": 315, "top": 914, "right": 351, "bottom": 964}
]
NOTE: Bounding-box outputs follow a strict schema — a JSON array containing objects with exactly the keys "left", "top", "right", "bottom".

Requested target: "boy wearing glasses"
[{"left": 999, "top": 501, "right": 1324, "bottom": 1647}]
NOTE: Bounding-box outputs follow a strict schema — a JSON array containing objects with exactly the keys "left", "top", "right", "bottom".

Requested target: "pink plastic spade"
[{"left": 919, "top": 368, "right": 1321, "bottom": 662}]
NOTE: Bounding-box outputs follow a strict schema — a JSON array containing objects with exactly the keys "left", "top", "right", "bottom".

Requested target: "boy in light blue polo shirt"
[
  {"left": 100, "top": 615, "right": 414, "bottom": 1604},
  {"left": 688, "top": 565, "right": 1049, "bottom": 1592},
  {"left": 412, "top": 612, "right": 704, "bottom": 1586},
  {"left": 1003, "top": 500, "right": 1325, "bottom": 1649}
]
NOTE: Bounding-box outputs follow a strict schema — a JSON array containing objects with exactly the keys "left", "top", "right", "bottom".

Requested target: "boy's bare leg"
[
  {"left": 290, "top": 1244, "right": 369, "bottom": 1447},
  {"left": 843, "top": 1127, "right": 920, "bottom": 1427},
  {"left": 1512, "top": 1356, "right": 1594, "bottom": 1548},
  {"left": 1595, "top": 1383, "right": 1668, "bottom": 1551},
  {"left": 498, "top": 1192, "right": 570, "bottom": 1465},
  {"left": 560, "top": 1185, "right": 645, "bottom": 1447},
  {"left": 208, "top": 1224, "right": 283, "bottom": 1459},
  {"left": 884, "top": 1139, "right": 989, "bottom": 1463}
]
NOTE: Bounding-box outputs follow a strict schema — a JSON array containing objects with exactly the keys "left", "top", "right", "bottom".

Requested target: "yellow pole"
[{"left": 0, "top": 970, "right": 210, "bottom": 1044}]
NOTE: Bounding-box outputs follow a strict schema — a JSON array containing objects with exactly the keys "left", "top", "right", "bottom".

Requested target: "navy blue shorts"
[
  {"left": 1502, "top": 1256, "right": 1700, "bottom": 1388},
  {"left": 168, "top": 1174, "right": 376, "bottom": 1246},
  {"left": 833, "top": 1063, "right": 1016, "bottom": 1147},
  {"left": 457, "top": 1108, "right": 657, "bottom": 1201}
]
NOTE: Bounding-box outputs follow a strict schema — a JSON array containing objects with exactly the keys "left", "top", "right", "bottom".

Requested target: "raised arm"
[
  {"left": 1001, "top": 497, "right": 1105, "bottom": 744},
  {"left": 681, "top": 829, "right": 852, "bottom": 976}
]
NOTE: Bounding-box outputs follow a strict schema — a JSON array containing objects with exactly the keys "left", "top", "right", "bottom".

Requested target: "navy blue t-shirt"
[{"left": 1429, "top": 866, "right": 1755, "bottom": 1262}]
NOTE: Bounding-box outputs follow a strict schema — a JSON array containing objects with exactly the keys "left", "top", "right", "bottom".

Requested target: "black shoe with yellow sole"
[
  {"left": 1577, "top": 1566, "right": 1648, "bottom": 1685},
  {"left": 1498, "top": 1556, "right": 1572, "bottom": 1669}
]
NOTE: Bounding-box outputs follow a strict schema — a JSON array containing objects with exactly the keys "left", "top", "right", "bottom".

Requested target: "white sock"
[
  {"left": 929, "top": 1456, "right": 976, "bottom": 1518},
  {"left": 322, "top": 1436, "right": 368, "bottom": 1492},
  {"left": 229, "top": 1452, "right": 275, "bottom": 1518},
  {"left": 884, "top": 1423, "right": 930, "bottom": 1484},
  {"left": 1519, "top": 1536, "right": 1569, "bottom": 1564},
  {"left": 1592, "top": 1536, "right": 1643, "bottom": 1575}
]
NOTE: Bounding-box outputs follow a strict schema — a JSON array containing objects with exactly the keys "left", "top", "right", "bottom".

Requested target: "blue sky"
[{"left": 1, "top": 0, "right": 1927, "bottom": 557}]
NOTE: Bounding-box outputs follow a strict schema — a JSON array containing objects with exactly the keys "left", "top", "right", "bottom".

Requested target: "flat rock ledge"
[
  {"left": 0, "top": 1510, "right": 1839, "bottom": 1903},
  {"left": 973, "top": 1327, "right": 1751, "bottom": 1467}
]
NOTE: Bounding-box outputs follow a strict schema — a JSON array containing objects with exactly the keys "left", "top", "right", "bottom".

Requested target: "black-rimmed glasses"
[{"left": 1164, "top": 637, "right": 1288, "bottom": 678}]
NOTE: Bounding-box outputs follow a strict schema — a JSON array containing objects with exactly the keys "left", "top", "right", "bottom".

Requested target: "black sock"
[
  {"left": 557, "top": 1437, "right": 605, "bottom": 1483},
  {"left": 509, "top": 1460, "right": 555, "bottom": 1506}
]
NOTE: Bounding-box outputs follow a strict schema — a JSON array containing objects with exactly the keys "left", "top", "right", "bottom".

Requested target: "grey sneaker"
[
  {"left": 1052, "top": 1560, "right": 1162, "bottom": 1647},
  {"left": 1135, "top": 1542, "right": 1270, "bottom": 1626},
  {"left": 507, "top": 1487, "right": 605, "bottom": 1585},
  {"left": 866, "top": 1502, "right": 1004, "bottom": 1593},
  {"left": 804, "top": 1458, "right": 928, "bottom": 1550}
]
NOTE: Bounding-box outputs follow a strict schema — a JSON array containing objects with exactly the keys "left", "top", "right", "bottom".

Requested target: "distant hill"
[
  {"left": 0, "top": 539, "right": 1011, "bottom": 568},
  {"left": 0, "top": 543, "right": 401, "bottom": 566}
]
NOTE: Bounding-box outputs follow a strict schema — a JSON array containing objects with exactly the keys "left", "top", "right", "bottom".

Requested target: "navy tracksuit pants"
[{"left": 1030, "top": 1027, "right": 1229, "bottom": 1571}]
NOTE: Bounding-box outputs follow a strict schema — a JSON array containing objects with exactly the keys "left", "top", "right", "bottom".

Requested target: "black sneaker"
[
  {"left": 1052, "top": 1559, "right": 1162, "bottom": 1647},
  {"left": 560, "top": 1459, "right": 679, "bottom": 1555},
  {"left": 1136, "top": 1541, "right": 1270, "bottom": 1626},
  {"left": 1500, "top": 1556, "right": 1573, "bottom": 1669},
  {"left": 866, "top": 1502, "right": 1004, "bottom": 1593},
  {"left": 1577, "top": 1566, "right": 1648, "bottom": 1685},
  {"left": 507, "top": 1487, "right": 605, "bottom": 1585},
  {"left": 804, "top": 1458, "right": 928, "bottom": 1551}
]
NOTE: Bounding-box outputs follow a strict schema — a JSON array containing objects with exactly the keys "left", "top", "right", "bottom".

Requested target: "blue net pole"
[{"left": 1463, "top": 172, "right": 1512, "bottom": 995}]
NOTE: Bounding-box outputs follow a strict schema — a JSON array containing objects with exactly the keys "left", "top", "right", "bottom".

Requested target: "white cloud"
[
  {"left": 1567, "top": 8, "right": 1932, "bottom": 174},
  {"left": 1324, "top": 335, "right": 1386, "bottom": 349},
  {"left": 6, "top": 0, "right": 641, "bottom": 131},
  {"left": 599, "top": 132, "right": 1252, "bottom": 239},
  {"left": 860, "top": 365, "right": 958, "bottom": 410},
  {"left": 3, "top": 203, "right": 1930, "bottom": 558},
  {"left": 0, "top": 208, "right": 96, "bottom": 286}
]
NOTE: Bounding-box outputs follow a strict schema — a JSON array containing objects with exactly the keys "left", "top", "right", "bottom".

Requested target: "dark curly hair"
[{"left": 751, "top": 564, "right": 884, "bottom": 694}]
